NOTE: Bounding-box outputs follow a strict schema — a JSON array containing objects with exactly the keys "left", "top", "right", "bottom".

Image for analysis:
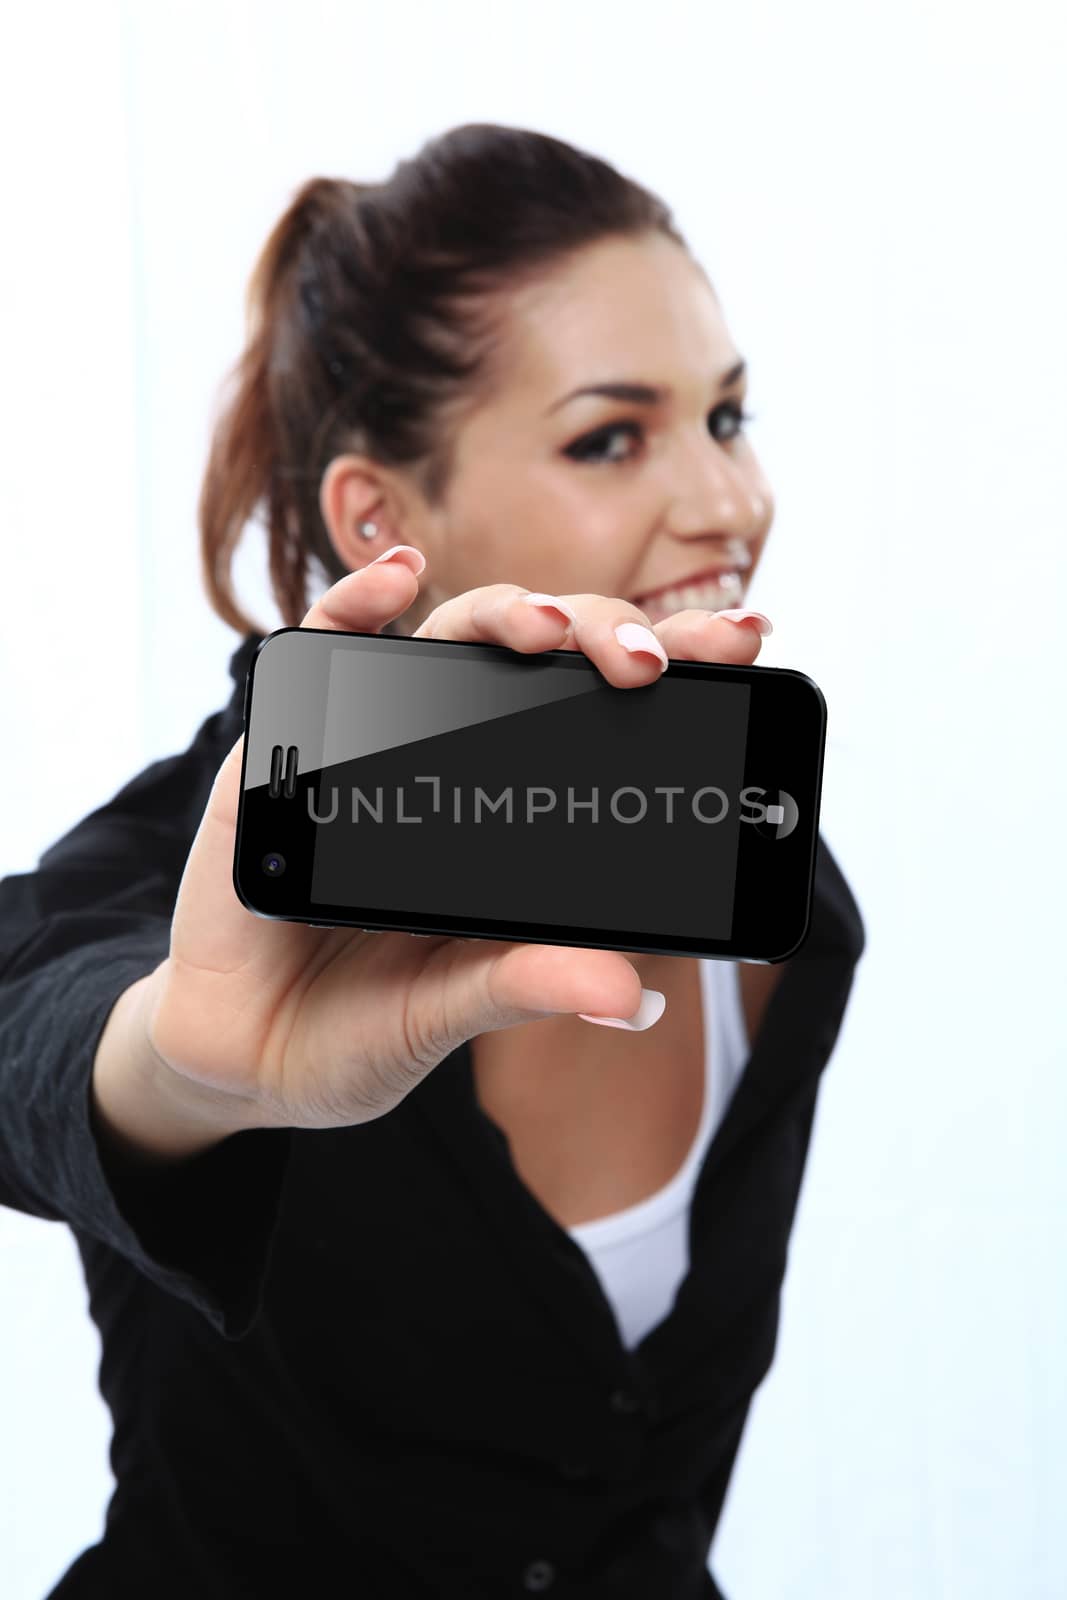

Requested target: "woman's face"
[{"left": 326, "top": 230, "right": 775, "bottom": 628}]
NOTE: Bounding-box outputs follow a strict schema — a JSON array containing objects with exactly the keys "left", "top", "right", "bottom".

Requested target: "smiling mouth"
[{"left": 633, "top": 567, "right": 748, "bottom": 622}]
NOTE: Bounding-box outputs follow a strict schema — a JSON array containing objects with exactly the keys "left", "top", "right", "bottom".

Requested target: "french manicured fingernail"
[
  {"left": 714, "top": 609, "right": 772, "bottom": 635},
  {"left": 578, "top": 988, "right": 667, "bottom": 1032},
  {"left": 613, "top": 622, "right": 669, "bottom": 669},
  {"left": 367, "top": 544, "right": 426, "bottom": 575},
  {"left": 520, "top": 592, "right": 578, "bottom": 624}
]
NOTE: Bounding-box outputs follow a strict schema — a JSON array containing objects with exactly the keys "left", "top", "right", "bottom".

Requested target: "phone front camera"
[{"left": 261, "top": 852, "right": 287, "bottom": 878}]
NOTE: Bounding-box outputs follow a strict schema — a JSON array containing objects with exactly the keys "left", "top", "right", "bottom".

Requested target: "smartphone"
[{"left": 232, "top": 626, "right": 827, "bottom": 963}]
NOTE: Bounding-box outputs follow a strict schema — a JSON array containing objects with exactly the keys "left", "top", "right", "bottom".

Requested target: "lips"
[
  {"left": 636, "top": 576, "right": 743, "bottom": 626},
  {"left": 631, "top": 544, "right": 754, "bottom": 608},
  {"left": 633, "top": 564, "right": 745, "bottom": 607}
]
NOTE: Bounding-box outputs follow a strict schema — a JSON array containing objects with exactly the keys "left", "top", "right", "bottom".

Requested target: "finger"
[
  {"left": 169, "top": 732, "right": 288, "bottom": 976},
  {"left": 300, "top": 546, "right": 426, "bottom": 633},
  {"left": 413, "top": 583, "right": 578, "bottom": 652},
  {"left": 417, "top": 586, "right": 672, "bottom": 689},
  {"left": 647, "top": 607, "right": 773, "bottom": 664},
  {"left": 418, "top": 937, "right": 665, "bottom": 1056},
  {"left": 540, "top": 593, "right": 674, "bottom": 688}
]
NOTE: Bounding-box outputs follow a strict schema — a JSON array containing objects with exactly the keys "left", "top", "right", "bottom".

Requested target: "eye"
[
  {"left": 563, "top": 401, "right": 755, "bottom": 464},
  {"left": 710, "top": 400, "right": 755, "bottom": 444}
]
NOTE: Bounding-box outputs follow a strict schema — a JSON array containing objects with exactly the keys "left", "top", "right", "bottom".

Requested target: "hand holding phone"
[
  {"left": 139, "top": 552, "right": 784, "bottom": 1138},
  {"left": 236, "top": 575, "right": 824, "bottom": 968}
]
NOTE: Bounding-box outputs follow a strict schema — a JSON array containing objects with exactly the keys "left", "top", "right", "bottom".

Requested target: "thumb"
[
  {"left": 170, "top": 732, "right": 266, "bottom": 974},
  {"left": 415, "top": 936, "right": 665, "bottom": 1062}
]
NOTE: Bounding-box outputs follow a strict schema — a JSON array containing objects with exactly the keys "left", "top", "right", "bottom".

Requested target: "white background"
[{"left": 1, "top": 1, "right": 1065, "bottom": 1595}]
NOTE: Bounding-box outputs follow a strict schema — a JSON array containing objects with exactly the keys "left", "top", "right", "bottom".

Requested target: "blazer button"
[
  {"left": 522, "top": 1558, "right": 556, "bottom": 1591},
  {"left": 609, "top": 1386, "right": 641, "bottom": 1415}
]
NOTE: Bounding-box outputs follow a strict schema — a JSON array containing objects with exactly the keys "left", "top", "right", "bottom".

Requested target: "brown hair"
[{"left": 198, "top": 123, "right": 688, "bottom": 637}]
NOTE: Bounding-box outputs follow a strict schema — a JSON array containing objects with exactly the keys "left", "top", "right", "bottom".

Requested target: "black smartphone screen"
[
  {"left": 235, "top": 628, "right": 826, "bottom": 961},
  {"left": 309, "top": 639, "right": 750, "bottom": 941}
]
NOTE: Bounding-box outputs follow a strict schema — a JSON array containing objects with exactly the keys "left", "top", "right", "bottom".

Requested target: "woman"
[{"left": 0, "top": 124, "right": 865, "bottom": 1598}]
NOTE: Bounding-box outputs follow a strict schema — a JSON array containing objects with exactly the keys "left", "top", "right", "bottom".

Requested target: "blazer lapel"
[
  {"left": 410, "top": 1035, "right": 629, "bottom": 1378},
  {"left": 693, "top": 829, "right": 866, "bottom": 1176}
]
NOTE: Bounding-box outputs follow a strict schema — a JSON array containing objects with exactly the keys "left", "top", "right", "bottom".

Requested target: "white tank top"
[{"left": 567, "top": 959, "right": 750, "bottom": 1350}]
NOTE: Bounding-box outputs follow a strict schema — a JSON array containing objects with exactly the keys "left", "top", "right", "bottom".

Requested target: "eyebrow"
[{"left": 545, "top": 358, "right": 747, "bottom": 416}]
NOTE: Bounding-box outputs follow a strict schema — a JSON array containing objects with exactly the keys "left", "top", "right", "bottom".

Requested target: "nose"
[{"left": 662, "top": 428, "right": 768, "bottom": 542}]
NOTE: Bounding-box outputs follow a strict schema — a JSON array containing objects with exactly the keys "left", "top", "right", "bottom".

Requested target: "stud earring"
[{"left": 358, "top": 520, "right": 378, "bottom": 540}]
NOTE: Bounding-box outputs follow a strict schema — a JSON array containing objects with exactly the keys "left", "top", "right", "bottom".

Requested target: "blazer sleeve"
[{"left": 0, "top": 694, "right": 293, "bottom": 1340}]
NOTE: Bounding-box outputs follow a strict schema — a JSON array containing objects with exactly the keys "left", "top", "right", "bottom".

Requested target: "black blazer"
[{"left": 0, "top": 633, "right": 866, "bottom": 1600}]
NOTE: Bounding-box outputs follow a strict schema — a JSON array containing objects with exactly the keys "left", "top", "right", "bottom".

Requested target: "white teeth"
[{"left": 638, "top": 572, "right": 745, "bottom": 619}]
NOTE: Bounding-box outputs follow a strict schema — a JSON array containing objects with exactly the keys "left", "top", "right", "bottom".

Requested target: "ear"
[{"left": 318, "top": 454, "right": 426, "bottom": 571}]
